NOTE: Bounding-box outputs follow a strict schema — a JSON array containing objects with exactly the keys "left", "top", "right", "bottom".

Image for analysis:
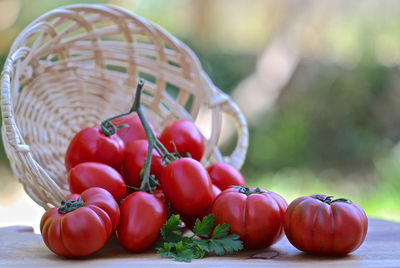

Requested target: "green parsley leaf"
[
  {"left": 210, "top": 234, "right": 243, "bottom": 255},
  {"left": 193, "top": 214, "right": 214, "bottom": 237},
  {"left": 160, "top": 214, "right": 182, "bottom": 243},
  {"left": 157, "top": 214, "right": 243, "bottom": 262},
  {"left": 211, "top": 223, "right": 230, "bottom": 239}
]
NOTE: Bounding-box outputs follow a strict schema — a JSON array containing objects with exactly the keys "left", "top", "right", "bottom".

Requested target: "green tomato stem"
[
  {"left": 232, "top": 185, "right": 263, "bottom": 196},
  {"left": 129, "top": 80, "right": 181, "bottom": 192},
  {"left": 99, "top": 79, "right": 184, "bottom": 193},
  {"left": 58, "top": 198, "right": 84, "bottom": 214},
  {"left": 315, "top": 195, "right": 352, "bottom": 204}
]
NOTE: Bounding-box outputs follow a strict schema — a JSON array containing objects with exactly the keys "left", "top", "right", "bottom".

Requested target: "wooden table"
[{"left": 1, "top": 218, "right": 399, "bottom": 267}]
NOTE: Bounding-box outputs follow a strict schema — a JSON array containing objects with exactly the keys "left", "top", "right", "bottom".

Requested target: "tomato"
[
  {"left": 121, "top": 140, "right": 163, "bottom": 190},
  {"left": 68, "top": 162, "right": 126, "bottom": 203},
  {"left": 159, "top": 120, "right": 205, "bottom": 161},
  {"left": 284, "top": 194, "right": 368, "bottom": 256},
  {"left": 117, "top": 191, "right": 167, "bottom": 252},
  {"left": 161, "top": 158, "right": 213, "bottom": 215},
  {"left": 207, "top": 163, "right": 246, "bottom": 190},
  {"left": 111, "top": 114, "right": 157, "bottom": 146},
  {"left": 212, "top": 186, "right": 287, "bottom": 249},
  {"left": 65, "top": 126, "right": 125, "bottom": 171},
  {"left": 40, "top": 187, "right": 120, "bottom": 257},
  {"left": 153, "top": 189, "right": 166, "bottom": 203},
  {"left": 181, "top": 184, "right": 221, "bottom": 230}
]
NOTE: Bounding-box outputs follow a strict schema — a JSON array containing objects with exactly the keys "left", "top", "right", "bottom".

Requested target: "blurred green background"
[{"left": 1, "top": 0, "right": 400, "bottom": 223}]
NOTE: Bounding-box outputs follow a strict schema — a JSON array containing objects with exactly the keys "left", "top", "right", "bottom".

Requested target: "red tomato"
[
  {"left": 117, "top": 191, "right": 167, "bottom": 252},
  {"left": 212, "top": 186, "right": 287, "bottom": 249},
  {"left": 65, "top": 126, "right": 125, "bottom": 171},
  {"left": 68, "top": 162, "right": 126, "bottom": 203},
  {"left": 121, "top": 140, "right": 164, "bottom": 189},
  {"left": 40, "top": 187, "right": 120, "bottom": 257},
  {"left": 111, "top": 114, "right": 157, "bottom": 146},
  {"left": 207, "top": 163, "right": 246, "bottom": 190},
  {"left": 161, "top": 158, "right": 213, "bottom": 215},
  {"left": 153, "top": 189, "right": 166, "bottom": 203},
  {"left": 159, "top": 120, "right": 205, "bottom": 161},
  {"left": 182, "top": 184, "right": 221, "bottom": 230},
  {"left": 284, "top": 194, "right": 368, "bottom": 256}
]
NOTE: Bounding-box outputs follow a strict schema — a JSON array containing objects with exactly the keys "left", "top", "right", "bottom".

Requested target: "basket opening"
[
  {"left": 165, "top": 82, "right": 180, "bottom": 99},
  {"left": 106, "top": 64, "right": 127, "bottom": 73},
  {"left": 167, "top": 60, "right": 181, "bottom": 69},
  {"left": 142, "top": 54, "right": 157, "bottom": 61},
  {"left": 138, "top": 72, "right": 156, "bottom": 84},
  {"left": 100, "top": 33, "right": 125, "bottom": 42},
  {"left": 184, "top": 94, "right": 194, "bottom": 112},
  {"left": 134, "top": 34, "right": 152, "bottom": 44}
]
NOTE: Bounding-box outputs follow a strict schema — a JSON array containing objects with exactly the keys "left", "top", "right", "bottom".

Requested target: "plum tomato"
[
  {"left": 121, "top": 139, "right": 163, "bottom": 189},
  {"left": 111, "top": 114, "right": 157, "bottom": 146},
  {"left": 159, "top": 120, "right": 205, "bottom": 161},
  {"left": 68, "top": 162, "right": 126, "bottom": 203},
  {"left": 161, "top": 158, "right": 213, "bottom": 216},
  {"left": 65, "top": 126, "right": 125, "bottom": 172},
  {"left": 117, "top": 191, "right": 167, "bottom": 252},
  {"left": 207, "top": 163, "right": 246, "bottom": 190},
  {"left": 181, "top": 184, "right": 221, "bottom": 230}
]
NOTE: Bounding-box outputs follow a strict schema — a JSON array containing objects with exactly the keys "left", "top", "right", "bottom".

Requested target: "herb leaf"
[
  {"left": 160, "top": 214, "right": 182, "bottom": 243},
  {"left": 211, "top": 223, "right": 230, "bottom": 239},
  {"left": 157, "top": 214, "right": 243, "bottom": 262},
  {"left": 193, "top": 214, "right": 214, "bottom": 237},
  {"left": 210, "top": 234, "right": 243, "bottom": 255}
]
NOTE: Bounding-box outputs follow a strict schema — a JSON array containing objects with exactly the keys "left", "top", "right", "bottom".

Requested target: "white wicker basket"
[{"left": 0, "top": 4, "right": 248, "bottom": 209}]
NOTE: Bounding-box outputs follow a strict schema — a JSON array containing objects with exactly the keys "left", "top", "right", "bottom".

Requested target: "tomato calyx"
[
  {"left": 233, "top": 185, "right": 263, "bottom": 196},
  {"left": 314, "top": 195, "right": 352, "bottom": 204},
  {"left": 100, "top": 120, "right": 128, "bottom": 137},
  {"left": 58, "top": 198, "right": 84, "bottom": 214}
]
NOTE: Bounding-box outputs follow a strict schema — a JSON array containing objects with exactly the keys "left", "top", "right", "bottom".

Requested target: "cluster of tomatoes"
[
  {"left": 40, "top": 110, "right": 243, "bottom": 257},
  {"left": 39, "top": 83, "right": 368, "bottom": 259}
]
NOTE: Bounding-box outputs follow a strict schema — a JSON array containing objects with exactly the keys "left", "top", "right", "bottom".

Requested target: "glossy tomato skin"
[
  {"left": 161, "top": 158, "right": 213, "bottom": 216},
  {"left": 68, "top": 162, "right": 126, "bottom": 203},
  {"left": 159, "top": 120, "right": 205, "bottom": 161},
  {"left": 207, "top": 163, "right": 246, "bottom": 190},
  {"left": 212, "top": 187, "right": 287, "bottom": 249},
  {"left": 121, "top": 140, "right": 163, "bottom": 189},
  {"left": 284, "top": 194, "right": 368, "bottom": 256},
  {"left": 65, "top": 126, "right": 125, "bottom": 172},
  {"left": 40, "top": 187, "right": 120, "bottom": 258},
  {"left": 111, "top": 114, "right": 157, "bottom": 146},
  {"left": 181, "top": 184, "right": 221, "bottom": 230},
  {"left": 153, "top": 189, "right": 166, "bottom": 203},
  {"left": 117, "top": 191, "right": 167, "bottom": 252}
]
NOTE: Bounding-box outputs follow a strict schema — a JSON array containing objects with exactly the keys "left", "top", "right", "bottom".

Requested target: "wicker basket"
[{"left": 0, "top": 4, "right": 248, "bottom": 209}]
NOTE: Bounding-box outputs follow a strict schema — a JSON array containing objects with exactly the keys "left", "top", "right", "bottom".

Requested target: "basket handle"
[
  {"left": 210, "top": 92, "right": 249, "bottom": 170},
  {"left": 1, "top": 47, "right": 30, "bottom": 149},
  {"left": 1, "top": 48, "right": 66, "bottom": 208},
  {"left": 201, "top": 72, "right": 249, "bottom": 170}
]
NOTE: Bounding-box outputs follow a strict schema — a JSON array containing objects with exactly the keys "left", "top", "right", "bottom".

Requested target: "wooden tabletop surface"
[{"left": 0, "top": 218, "right": 399, "bottom": 267}]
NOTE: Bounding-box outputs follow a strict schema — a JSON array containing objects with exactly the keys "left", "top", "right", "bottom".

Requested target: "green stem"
[
  {"left": 232, "top": 185, "right": 263, "bottom": 196},
  {"left": 101, "top": 79, "right": 183, "bottom": 192},
  {"left": 58, "top": 199, "right": 84, "bottom": 214},
  {"left": 315, "top": 195, "right": 352, "bottom": 204},
  {"left": 130, "top": 80, "right": 179, "bottom": 192}
]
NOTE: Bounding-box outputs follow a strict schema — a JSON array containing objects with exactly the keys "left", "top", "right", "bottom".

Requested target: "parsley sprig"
[{"left": 157, "top": 214, "right": 243, "bottom": 262}]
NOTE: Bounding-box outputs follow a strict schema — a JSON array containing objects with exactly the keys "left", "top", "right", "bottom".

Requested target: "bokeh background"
[{"left": 1, "top": 0, "right": 400, "bottom": 231}]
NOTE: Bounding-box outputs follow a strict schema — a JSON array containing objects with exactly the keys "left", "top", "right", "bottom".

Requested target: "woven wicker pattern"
[{"left": 1, "top": 4, "right": 248, "bottom": 209}]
